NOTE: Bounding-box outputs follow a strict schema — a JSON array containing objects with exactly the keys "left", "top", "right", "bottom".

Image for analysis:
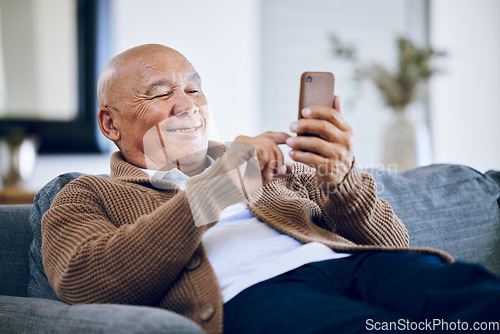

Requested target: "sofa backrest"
[
  {"left": 28, "top": 172, "right": 86, "bottom": 300},
  {"left": 0, "top": 205, "right": 34, "bottom": 297},
  {"left": 367, "top": 164, "right": 500, "bottom": 276}
]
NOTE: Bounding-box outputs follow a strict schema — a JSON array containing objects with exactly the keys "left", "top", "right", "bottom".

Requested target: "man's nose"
[{"left": 171, "top": 91, "right": 198, "bottom": 117}]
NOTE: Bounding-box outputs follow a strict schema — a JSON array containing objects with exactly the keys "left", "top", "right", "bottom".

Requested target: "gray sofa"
[{"left": 1, "top": 164, "right": 499, "bottom": 333}]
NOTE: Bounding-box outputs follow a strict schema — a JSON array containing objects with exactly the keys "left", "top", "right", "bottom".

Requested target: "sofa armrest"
[
  {"left": 0, "top": 296, "right": 205, "bottom": 334},
  {"left": 0, "top": 205, "right": 34, "bottom": 297}
]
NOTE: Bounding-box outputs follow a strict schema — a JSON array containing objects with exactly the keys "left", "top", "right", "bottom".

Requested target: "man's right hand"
[
  {"left": 232, "top": 131, "right": 291, "bottom": 185},
  {"left": 185, "top": 132, "right": 290, "bottom": 226}
]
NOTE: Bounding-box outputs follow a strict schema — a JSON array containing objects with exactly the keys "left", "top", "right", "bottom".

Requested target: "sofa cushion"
[
  {"left": 0, "top": 296, "right": 204, "bottom": 334},
  {"left": 28, "top": 172, "right": 85, "bottom": 300},
  {"left": 0, "top": 205, "right": 33, "bottom": 297},
  {"left": 367, "top": 164, "right": 500, "bottom": 276}
]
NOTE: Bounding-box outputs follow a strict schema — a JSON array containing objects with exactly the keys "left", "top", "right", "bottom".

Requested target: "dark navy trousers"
[{"left": 223, "top": 251, "right": 500, "bottom": 334}]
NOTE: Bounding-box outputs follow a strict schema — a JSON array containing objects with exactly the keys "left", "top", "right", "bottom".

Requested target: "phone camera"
[{"left": 307, "top": 76, "right": 312, "bottom": 82}]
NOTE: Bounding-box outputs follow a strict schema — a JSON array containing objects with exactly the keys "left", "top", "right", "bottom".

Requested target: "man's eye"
[
  {"left": 154, "top": 93, "right": 170, "bottom": 99},
  {"left": 188, "top": 90, "right": 199, "bottom": 94}
]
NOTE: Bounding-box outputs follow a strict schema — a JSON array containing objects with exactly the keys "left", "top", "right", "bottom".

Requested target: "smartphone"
[{"left": 298, "top": 72, "right": 335, "bottom": 120}]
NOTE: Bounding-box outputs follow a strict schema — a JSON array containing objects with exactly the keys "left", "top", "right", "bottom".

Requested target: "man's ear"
[{"left": 97, "top": 108, "right": 120, "bottom": 142}]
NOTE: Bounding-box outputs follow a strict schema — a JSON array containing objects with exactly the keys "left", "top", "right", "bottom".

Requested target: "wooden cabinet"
[{"left": 0, "top": 188, "right": 37, "bottom": 205}]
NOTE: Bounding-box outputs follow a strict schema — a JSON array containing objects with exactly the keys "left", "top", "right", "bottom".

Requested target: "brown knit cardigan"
[{"left": 41, "top": 141, "right": 452, "bottom": 334}]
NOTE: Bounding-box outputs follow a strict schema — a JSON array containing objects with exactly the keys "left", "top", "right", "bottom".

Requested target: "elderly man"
[{"left": 42, "top": 44, "right": 499, "bottom": 334}]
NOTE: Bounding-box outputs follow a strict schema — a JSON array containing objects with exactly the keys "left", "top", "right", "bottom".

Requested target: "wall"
[{"left": 429, "top": 0, "right": 500, "bottom": 171}]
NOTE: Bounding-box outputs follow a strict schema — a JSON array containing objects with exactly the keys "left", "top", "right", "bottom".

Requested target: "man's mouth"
[{"left": 165, "top": 125, "right": 201, "bottom": 133}]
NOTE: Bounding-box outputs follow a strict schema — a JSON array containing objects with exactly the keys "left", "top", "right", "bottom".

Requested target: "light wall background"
[
  {"left": 28, "top": 0, "right": 500, "bottom": 190},
  {"left": 0, "top": 0, "right": 77, "bottom": 119},
  {"left": 429, "top": 0, "right": 500, "bottom": 172}
]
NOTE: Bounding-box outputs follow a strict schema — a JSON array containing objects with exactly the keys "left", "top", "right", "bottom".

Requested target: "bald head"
[{"left": 97, "top": 44, "right": 191, "bottom": 110}]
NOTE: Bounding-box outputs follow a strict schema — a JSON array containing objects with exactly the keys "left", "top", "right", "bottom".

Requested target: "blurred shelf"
[{"left": 0, "top": 188, "right": 37, "bottom": 205}]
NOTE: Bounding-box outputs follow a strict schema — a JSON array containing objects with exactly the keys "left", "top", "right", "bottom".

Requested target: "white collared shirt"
[{"left": 140, "top": 156, "right": 215, "bottom": 190}]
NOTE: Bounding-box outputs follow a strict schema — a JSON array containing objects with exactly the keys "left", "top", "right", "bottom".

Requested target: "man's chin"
[{"left": 158, "top": 144, "right": 208, "bottom": 171}]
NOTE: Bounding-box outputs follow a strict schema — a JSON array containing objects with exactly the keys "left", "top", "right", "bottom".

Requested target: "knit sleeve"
[
  {"left": 322, "top": 164, "right": 409, "bottom": 247},
  {"left": 41, "top": 173, "right": 239, "bottom": 306}
]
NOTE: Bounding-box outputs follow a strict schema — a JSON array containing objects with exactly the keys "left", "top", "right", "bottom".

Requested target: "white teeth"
[{"left": 166, "top": 126, "right": 199, "bottom": 133}]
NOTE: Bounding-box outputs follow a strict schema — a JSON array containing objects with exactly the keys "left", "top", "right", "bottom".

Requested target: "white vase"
[
  {"left": 383, "top": 110, "right": 418, "bottom": 172},
  {"left": 0, "top": 137, "right": 37, "bottom": 189}
]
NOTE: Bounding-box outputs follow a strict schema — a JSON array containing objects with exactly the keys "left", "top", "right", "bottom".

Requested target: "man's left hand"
[{"left": 286, "top": 95, "right": 354, "bottom": 193}]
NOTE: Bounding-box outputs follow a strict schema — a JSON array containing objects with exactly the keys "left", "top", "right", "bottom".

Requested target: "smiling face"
[{"left": 97, "top": 45, "right": 210, "bottom": 174}]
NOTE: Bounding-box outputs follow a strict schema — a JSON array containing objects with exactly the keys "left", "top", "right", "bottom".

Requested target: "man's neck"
[
  {"left": 180, "top": 157, "right": 211, "bottom": 176},
  {"left": 142, "top": 156, "right": 213, "bottom": 176}
]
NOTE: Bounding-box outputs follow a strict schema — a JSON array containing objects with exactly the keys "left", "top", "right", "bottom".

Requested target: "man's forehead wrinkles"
[{"left": 138, "top": 62, "right": 157, "bottom": 76}]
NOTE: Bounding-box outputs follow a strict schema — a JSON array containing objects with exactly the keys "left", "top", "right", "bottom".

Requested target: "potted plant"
[{"left": 330, "top": 35, "right": 446, "bottom": 171}]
